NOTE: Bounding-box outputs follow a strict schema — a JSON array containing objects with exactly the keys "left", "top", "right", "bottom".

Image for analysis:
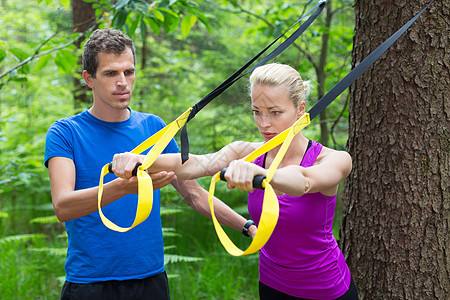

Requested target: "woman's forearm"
[
  {"left": 151, "top": 141, "right": 258, "bottom": 180},
  {"left": 269, "top": 166, "right": 310, "bottom": 197},
  {"left": 149, "top": 153, "right": 215, "bottom": 179}
]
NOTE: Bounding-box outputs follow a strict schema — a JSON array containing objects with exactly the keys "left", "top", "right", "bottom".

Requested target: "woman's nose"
[{"left": 259, "top": 114, "right": 271, "bottom": 128}]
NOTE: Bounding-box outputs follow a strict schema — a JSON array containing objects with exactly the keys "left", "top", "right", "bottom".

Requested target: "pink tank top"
[{"left": 248, "top": 140, "right": 351, "bottom": 299}]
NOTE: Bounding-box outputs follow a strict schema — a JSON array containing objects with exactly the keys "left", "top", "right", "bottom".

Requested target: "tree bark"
[
  {"left": 340, "top": 0, "right": 449, "bottom": 299},
  {"left": 72, "top": 0, "right": 97, "bottom": 110}
]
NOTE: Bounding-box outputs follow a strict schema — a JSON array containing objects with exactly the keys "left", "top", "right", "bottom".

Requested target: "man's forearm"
[
  {"left": 53, "top": 179, "right": 130, "bottom": 222},
  {"left": 172, "top": 179, "right": 248, "bottom": 232}
]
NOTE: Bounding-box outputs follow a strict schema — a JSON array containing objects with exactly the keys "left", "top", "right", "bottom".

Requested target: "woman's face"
[{"left": 251, "top": 84, "right": 305, "bottom": 141}]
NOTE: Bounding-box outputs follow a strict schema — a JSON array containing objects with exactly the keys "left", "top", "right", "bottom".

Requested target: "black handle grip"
[
  {"left": 220, "top": 168, "right": 266, "bottom": 190},
  {"left": 108, "top": 162, "right": 142, "bottom": 177}
]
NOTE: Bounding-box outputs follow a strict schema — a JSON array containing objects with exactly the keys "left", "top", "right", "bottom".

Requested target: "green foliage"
[
  {"left": 0, "top": 230, "right": 65, "bottom": 299},
  {"left": 165, "top": 253, "right": 204, "bottom": 264},
  {"left": 28, "top": 246, "right": 67, "bottom": 256},
  {"left": 103, "top": 0, "right": 210, "bottom": 41},
  {"left": 0, "top": 233, "right": 46, "bottom": 245},
  {"left": 30, "top": 215, "right": 60, "bottom": 224}
]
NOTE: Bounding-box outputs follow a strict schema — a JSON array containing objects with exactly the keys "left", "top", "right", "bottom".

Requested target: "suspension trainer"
[
  {"left": 98, "top": 0, "right": 436, "bottom": 255},
  {"left": 98, "top": 1, "right": 327, "bottom": 232}
]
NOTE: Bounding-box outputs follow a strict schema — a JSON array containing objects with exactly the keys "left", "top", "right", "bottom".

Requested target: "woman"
[{"left": 111, "top": 63, "right": 358, "bottom": 299}]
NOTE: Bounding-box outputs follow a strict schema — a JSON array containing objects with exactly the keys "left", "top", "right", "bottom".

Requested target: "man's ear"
[{"left": 82, "top": 70, "right": 94, "bottom": 89}]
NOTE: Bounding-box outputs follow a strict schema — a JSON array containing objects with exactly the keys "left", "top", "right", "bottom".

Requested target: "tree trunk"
[
  {"left": 340, "top": 0, "right": 449, "bottom": 299},
  {"left": 72, "top": 0, "right": 96, "bottom": 110}
]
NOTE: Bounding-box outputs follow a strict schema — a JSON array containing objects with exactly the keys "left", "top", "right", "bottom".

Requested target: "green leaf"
[
  {"left": 162, "top": 10, "right": 180, "bottom": 33},
  {"left": 9, "top": 48, "right": 29, "bottom": 61},
  {"left": 129, "top": 13, "right": 142, "bottom": 37},
  {"left": 140, "top": 18, "right": 147, "bottom": 41},
  {"left": 114, "top": 0, "right": 130, "bottom": 10},
  {"left": 164, "top": 254, "right": 203, "bottom": 265},
  {"left": 189, "top": 9, "right": 211, "bottom": 33},
  {"left": 55, "top": 49, "right": 77, "bottom": 74},
  {"left": 113, "top": 7, "right": 129, "bottom": 29},
  {"left": 0, "top": 234, "right": 46, "bottom": 245},
  {"left": 153, "top": 9, "right": 165, "bottom": 22},
  {"left": 0, "top": 48, "right": 6, "bottom": 62},
  {"left": 146, "top": 17, "right": 160, "bottom": 35},
  {"left": 181, "top": 15, "right": 197, "bottom": 38},
  {"left": 29, "top": 247, "right": 67, "bottom": 256},
  {"left": 30, "top": 215, "right": 59, "bottom": 224},
  {"left": 133, "top": 0, "right": 149, "bottom": 14},
  {"left": 158, "top": 7, "right": 179, "bottom": 19},
  {"left": 160, "top": 207, "right": 183, "bottom": 215},
  {"left": 95, "top": 8, "right": 103, "bottom": 18},
  {"left": 59, "top": 0, "right": 70, "bottom": 9},
  {"left": 33, "top": 54, "right": 52, "bottom": 72}
]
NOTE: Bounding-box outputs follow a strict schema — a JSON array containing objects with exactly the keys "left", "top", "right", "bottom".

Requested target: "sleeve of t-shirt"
[{"left": 44, "top": 119, "right": 74, "bottom": 168}]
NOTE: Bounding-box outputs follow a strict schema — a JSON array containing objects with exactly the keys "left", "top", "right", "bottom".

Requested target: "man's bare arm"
[
  {"left": 171, "top": 179, "right": 257, "bottom": 238},
  {"left": 48, "top": 156, "right": 176, "bottom": 222}
]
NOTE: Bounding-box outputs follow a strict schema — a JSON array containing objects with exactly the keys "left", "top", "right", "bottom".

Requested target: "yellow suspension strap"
[
  {"left": 97, "top": 108, "right": 192, "bottom": 232},
  {"left": 208, "top": 113, "right": 310, "bottom": 256}
]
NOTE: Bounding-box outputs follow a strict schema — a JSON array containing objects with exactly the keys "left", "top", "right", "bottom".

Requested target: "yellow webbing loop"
[
  {"left": 97, "top": 108, "right": 192, "bottom": 232},
  {"left": 208, "top": 113, "right": 310, "bottom": 256}
]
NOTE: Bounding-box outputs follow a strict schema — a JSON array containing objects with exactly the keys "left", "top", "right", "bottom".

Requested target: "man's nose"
[{"left": 117, "top": 73, "right": 127, "bottom": 86}]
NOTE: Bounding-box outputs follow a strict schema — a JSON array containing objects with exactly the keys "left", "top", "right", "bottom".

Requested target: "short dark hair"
[{"left": 82, "top": 29, "right": 136, "bottom": 77}]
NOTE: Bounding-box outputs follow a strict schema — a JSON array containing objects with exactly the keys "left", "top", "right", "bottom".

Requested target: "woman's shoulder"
[{"left": 316, "top": 145, "right": 351, "bottom": 165}]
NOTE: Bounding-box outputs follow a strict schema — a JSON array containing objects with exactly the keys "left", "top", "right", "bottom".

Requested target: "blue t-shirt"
[{"left": 44, "top": 108, "right": 179, "bottom": 283}]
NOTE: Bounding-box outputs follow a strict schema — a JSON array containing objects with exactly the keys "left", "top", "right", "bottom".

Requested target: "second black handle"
[
  {"left": 108, "top": 162, "right": 142, "bottom": 177},
  {"left": 220, "top": 168, "right": 266, "bottom": 190}
]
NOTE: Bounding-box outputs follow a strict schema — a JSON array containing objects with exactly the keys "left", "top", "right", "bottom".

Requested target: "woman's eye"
[
  {"left": 271, "top": 111, "right": 281, "bottom": 116},
  {"left": 253, "top": 110, "right": 260, "bottom": 115}
]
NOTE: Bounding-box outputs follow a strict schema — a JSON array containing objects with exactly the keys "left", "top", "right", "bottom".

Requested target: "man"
[{"left": 45, "top": 29, "right": 255, "bottom": 299}]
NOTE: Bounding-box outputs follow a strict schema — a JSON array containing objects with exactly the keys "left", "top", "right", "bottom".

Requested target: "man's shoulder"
[
  {"left": 51, "top": 111, "right": 89, "bottom": 127},
  {"left": 130, "top": 109, "right": 166, "bottom": 126}
]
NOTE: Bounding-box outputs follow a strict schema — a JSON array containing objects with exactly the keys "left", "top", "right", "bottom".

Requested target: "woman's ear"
[
  {"left": 297, "top": 101, "right": 306, "bottom": 119},
  {"left": 82, "top": 70, "right": 94, "bottom": 89}
]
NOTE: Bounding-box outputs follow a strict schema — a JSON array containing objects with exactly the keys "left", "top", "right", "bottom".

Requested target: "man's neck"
[{"left": 88, "top": 105, "right": 130, "bottom": 122}]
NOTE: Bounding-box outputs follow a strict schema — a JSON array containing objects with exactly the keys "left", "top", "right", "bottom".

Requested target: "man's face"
[{"left": 84, "top": 47, "right": 135, "bottom": 112}]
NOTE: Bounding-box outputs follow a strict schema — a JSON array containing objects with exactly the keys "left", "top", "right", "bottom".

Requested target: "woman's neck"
[{"left": 266, "top": 134, "right": 310, "bottom": 167}]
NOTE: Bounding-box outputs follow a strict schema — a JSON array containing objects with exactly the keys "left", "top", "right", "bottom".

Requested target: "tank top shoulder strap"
[
  {"left": 300, "top": 140, "right": 323, "bottom": 168},
  {"left": 256, "top": 139, "right": 322, "bottom": 168}
]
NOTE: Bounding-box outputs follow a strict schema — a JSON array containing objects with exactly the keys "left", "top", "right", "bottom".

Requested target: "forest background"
[{"left": 1, "top": 0, "right": 447, "bottom": 299}]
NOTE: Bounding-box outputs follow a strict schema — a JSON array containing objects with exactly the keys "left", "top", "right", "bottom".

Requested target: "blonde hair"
[{"left": 249, "top": 63, "right": 311, "bottom": 107}]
